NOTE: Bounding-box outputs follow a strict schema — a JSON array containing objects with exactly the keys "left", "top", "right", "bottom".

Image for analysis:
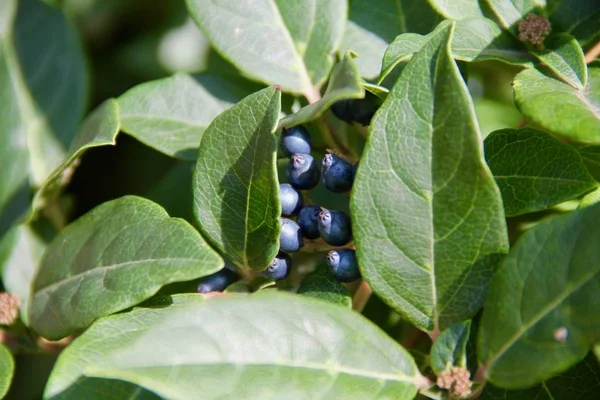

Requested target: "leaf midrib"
[{"left": 87, "top": 360, "right": 422, "bottom": 386}]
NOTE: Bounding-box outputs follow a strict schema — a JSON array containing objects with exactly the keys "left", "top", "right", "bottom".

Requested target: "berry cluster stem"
[
  {"left": 352, "top": 279, "right": 372, "bottom": 312},
  {"left": 585, "top": 40, "right": 600, "bottom": 64}
]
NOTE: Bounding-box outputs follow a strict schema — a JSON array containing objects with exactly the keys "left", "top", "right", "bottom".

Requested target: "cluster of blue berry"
[
  {"left": 269, "top": 125, "right": 360, "bottom": 283},
  {"left": 196, "top": 96, "right": 379, "bottom": 294}
]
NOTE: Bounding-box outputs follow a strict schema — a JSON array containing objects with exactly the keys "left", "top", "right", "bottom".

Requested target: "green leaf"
[
  {"left": 380, "top": 18, "right": 531, "bottom": 82},
  {"left": 362, "top": 81, "right": 389, "bottom": 100},
  {"left": 485, "top": 0, "right": 542, "bottom": 32},
  {"left": 340, "top": 0, "right": 443, "bottom": 79},
  {"left": 430, "top": 321, "right": 472, "bottom": 375},
  {"left": 45, "top": 292, "right": 427, "bottom": 399},
  {"left": 279, "top": 53, "right": 364, "bottom": 129},
  {"left": 351, "top": 21, "right": 509, "bottom": 334},
  {"left": 513, "top": 67, "right": 600, "bottom": 143},
  {"left": 484, "top": 128, "right": 598, "bottom": 216},
  {"left": 193, "top": 87, "right": 281, "bottom": 272},
  {"left": 30, "top": 100, "right": 120, "bottom": 217},
  {"left": 480, "top": 352, "right": 600, "bottom": 399},
  {"left": 427, "top": 0, "right": 484, "bottom": 19},
  {"left": 29, "top": 196, "right": 223, "bottom": 340},
  {"left": 477, "top": 203, "right": 600, "bottom": 389},
  {"left": 577, "top": 145, "right": 600, "bottom": 181},
  {"left": 297, "top": 264, "right": 352, "bottom": 308},
  {"left": 0, "top": 0, "right": 87, "bottom": 236},
  {"left": 0, "top": 344, "right": 14, "bottom": 398},
  {"left": 579, "top": 187, "right": 600, "bottom": 208},
  {"left": 185, "top": 0, "right": 347, "bottom": 96},
  {"left": 550, "top": 1, "right": 600, "bottom": 45},
  {"left": 474, "top": 99, "right": 524, "bottom": 139},
  {"left": 531, "top": 33, "right": 587, "bottom": 89},
  {"left": 0, "top": 225, "right": 46, "bottom": 326},
  {"left": 118, "top": 73, "right": 258, "bottom": 160}
]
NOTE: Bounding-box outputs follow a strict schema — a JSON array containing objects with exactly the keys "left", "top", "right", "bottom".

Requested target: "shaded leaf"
[
  {"left": 351, "top": 21, "right": 508, "bottom": 335},
  {"left": 531, "top": 33, "right": 587, "bottom": 89},
  {"left": 29, "top": 196, "right": 223, "bottom": 340},
  {"left": 362, "top": 81, "right": 389, "bottom": 100},
  {"left": 297, "top": 264, "right": 352, "bottom": 308},
  {"left": 550, "top": 1, "right": 600, "bottom": 45},
  {"left": 0, "top": 344, "right": 14, "bottom": 398},
  {"left": 484, "top": 128, "right": 598, "bottom": 216},
  {"left": 474, "top": 98, "right": 524, "bottom": 139},
  {"left": 513, "top": 67, "right": 600, "bottom": 144},
  {"left": 0, "top": 224, "right": 46, "bottom": 325},
  {"left": 193, "top": 87, "right": 281, "bottom": 272},
  {"left": 118, "top": 73, "right": 258, "bottom": 160},
  {"left": 144, "top": 161, "right": 195, "bottom": 223},
  {"left": 478, "top": 203, "right": 600, "bottom": 388},
  {"left": 577, "top": 145, "right": 600, "bottom": 181},
  {"left": 380, "top": 18, "right": 531, "bottom": 82},
  {"left": 579, "top": 187, "right": 600, "bottom": 209},
  {"left": 0, "top": 0, "right": 87, "bottom": 237},
  {"left": 186, "top": 0, "right": 347, "bottom": 96},
  {"left": 45, "top": 293, "right": 426, "bottom": 400},
  {"left": 279, "top": 53, "right": 364, "bottom": 129},
  {"left": 485, "top": 0, "right": 542, "bottom": 32},
  {"left": 480, "top": 352, "right": 600, "bottom": 399},
  {"left": 30, "top": 100, "right": 120, "bottom": 218},
  {"left": 431, "top": 321, "right": 471, "bottom": 375}
]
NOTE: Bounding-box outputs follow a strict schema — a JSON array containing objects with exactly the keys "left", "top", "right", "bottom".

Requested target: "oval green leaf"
[
  {"left": 478, "top": 203, "right": 600, "bottom": 388},
  {"left": 185, "top": 0, "right": 347, "bottom": 96},
  {"left": 45, "top": 292, "right": 427, "bottom": 399},
  {"left": 431, "top": 320, "right": 471, "bottom": 375},
  {"left": 0, "top": 344, "right": 14, "bottom": 398},
  {"left": 480, "top": 352, "right": 600, "bottom": 399},
  {"left": 513, "top": 67, "right": 600, "bottom": 143},
  {"left": 29, "top": 196, "right": 223, "bottom": 340},
  {"left": 193, "top": 86, "right": 281, "bottom": 272},
  {"left": 484, "top": 128, "right": 598, "bottom": 216},
  {"left": 531, "top": 33, "right": 587, "bottom": 89},
  {"left": 0, "top": 0, "right": 87, "bottom": 237},
  {"left": 297, "top": 264, "right": 352, "bottom": 308},
  {"left": 352, "top": 21, "right": 509, "bottom": 335},
  {"left": 119, "top": 73, "right": 258, "bottom": 160},
  {"left": 550, "top": 0, "right": 600, "bottom": 45},
  {"left": 427, "top": 0, "right": 484, "bottom": 19}
]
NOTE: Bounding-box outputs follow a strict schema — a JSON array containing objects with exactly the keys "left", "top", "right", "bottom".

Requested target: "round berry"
[
  {"left": 321, "top": 153, "right": 354, "bottom": 193},
  {"left": 331, "top": 94, "right": 380, "bottom": 126},
  {"left": 318, "top": 209, "right": 352, "bottom": 246},
  {"left": 279, "top": 183, "right": 303, "bottom": 216},
  {"left": 326, "top": 249, "right": 360, "bottom": 283},
  {"left": 281, "top": 126, "right": 311, "bottom": 157},
  {"left": 264, "top": 252, "right": 292, "bottom": 280},
  {"left": 196, "top": 267, "right": 239, "bottom": 294},
  {"left": 279, "top": 217, "right": 303, "bottom": 252},
  {"left": 297, "top": 205, "right": 321, "bottom": 240},
  {"left": 286, "top": 153, "right": 319, "bottom": 190},
  {"left": 331, "top": 99, "right": 353, "bottom": 124}
]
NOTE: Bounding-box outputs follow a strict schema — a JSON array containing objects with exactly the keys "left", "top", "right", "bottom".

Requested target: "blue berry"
[
  {"left": 281, "top": 126, "right": 311, "bottom": 157},
  {"left": 318, "top": 209, "right": 352, "bottom": 246},
  {"left": 286, "top": 153, "right": 319, "bottom": 190},
  {"left": 196, "top": 267, "right": 239, "bottom": 294},
  {"left": 331, "top": 93, "right": 380, "bottom": 126},
  {"left": 264, "top": 252, "right": 292, "bottom": 280},
  {"left": 297, "top": 205, "right": 321, "bottom": 239},
  {"left": 279, "top": 217, "right": 303, "bottom": 252},
  {"left": 279, "top": 183, "right": 303, "bottom": 216},
  {"left": 326, "top": 249, "right": 361, "bottom": 282},
  {"left": 322, "top": 154, "right": 354, "bottom": 193}
]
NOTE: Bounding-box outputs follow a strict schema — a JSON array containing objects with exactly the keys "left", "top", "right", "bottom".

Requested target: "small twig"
[
  {"left": 352, "top": 279, "right": 372, "bottom": 312},
  {"left": 401, "top": 326, "right": 423, "bottom": 349},
  {"left": 585, "top": 40, "right": 600, "bottom": 64},
  {"left": 303, "top": 87, "right": 322, "bottom": 104}
]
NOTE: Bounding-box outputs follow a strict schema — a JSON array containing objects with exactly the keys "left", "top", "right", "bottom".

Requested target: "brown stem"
[
  {"left": 401, "top": 327, "right": 423, "bottom": 349},
  {"left": 585, "top": 40, "right": 600, "bottom": 64},
  {"left": 303, "top": 87, "right": 322, "bottom": 104},
  {"left": 352, "top": 280, "right": 372, "bottom": 312}
]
